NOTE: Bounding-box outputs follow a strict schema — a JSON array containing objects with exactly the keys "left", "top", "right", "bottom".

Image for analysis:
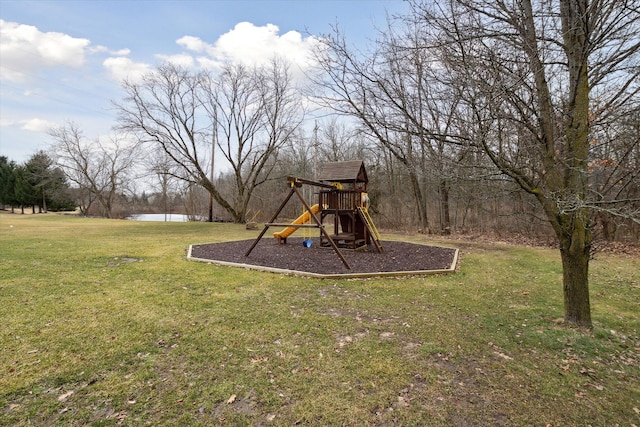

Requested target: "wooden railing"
[{"left": 319, "top": 190, "right": 362, "bottom": 210}]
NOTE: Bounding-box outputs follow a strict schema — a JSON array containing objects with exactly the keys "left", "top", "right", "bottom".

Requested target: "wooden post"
[{"left": 244, "top": 187, "right": 296, "bottom": 257}]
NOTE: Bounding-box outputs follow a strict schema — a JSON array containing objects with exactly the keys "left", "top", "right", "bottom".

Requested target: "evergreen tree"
[{"left": 0, "top": 156, "right": 18, "bottom": 210}]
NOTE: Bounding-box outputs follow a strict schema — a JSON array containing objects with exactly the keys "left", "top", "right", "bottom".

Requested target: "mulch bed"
[{"left": 189, "top": 237, "right": 457, "bottom": 276}]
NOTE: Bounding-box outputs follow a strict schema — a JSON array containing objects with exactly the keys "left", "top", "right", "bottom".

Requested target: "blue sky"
[{"left": 0, "top": 0, "right": 408, "bottom": 163}]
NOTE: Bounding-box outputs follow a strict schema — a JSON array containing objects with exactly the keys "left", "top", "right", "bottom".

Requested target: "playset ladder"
[{"left": 357, "top": 207, "right": 384, "bottom": 252}]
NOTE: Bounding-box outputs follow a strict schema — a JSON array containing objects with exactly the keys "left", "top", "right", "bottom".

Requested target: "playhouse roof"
[{"left": 318, "top": 160, "right": 368, "bottom": 184}]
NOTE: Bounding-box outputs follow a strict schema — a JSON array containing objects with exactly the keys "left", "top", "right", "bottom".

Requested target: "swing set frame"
[{"left": 244, "top": 176, "right": 352, "bottom": 270}]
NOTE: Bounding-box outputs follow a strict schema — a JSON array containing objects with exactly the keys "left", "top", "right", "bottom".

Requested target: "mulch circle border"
[{"left": 187, "top": 238, "right": 459, "bottom": 279}]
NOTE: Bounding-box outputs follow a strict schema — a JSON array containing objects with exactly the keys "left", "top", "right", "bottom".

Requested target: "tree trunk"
[
  {"left": 408, "top": 171, "right": 429, "bottom": 233},
  {"left": 439, "top": 179, "right": 451, "bottom": 234},
  {"left": 559, "top": 0, "right": 592, "bottom": 327},
  {"left": 559, "top": 225, "right": 592, "bottom": 326},
  {"left": 41, "top": 188, "right": 47, "bottom": 213},
  {"left": 537, "top": 188, "right": 593, "bottom": 328}
]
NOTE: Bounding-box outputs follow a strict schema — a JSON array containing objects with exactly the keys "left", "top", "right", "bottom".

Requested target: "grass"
[{"left": 1, "top": 212, "right": 638, "bottom": 426}]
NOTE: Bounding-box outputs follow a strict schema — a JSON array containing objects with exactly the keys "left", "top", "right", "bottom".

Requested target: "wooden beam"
[
  {"left": 266, "top": 223, "right": 325, "bottom": 228},
  {"left": 287, "top": 175, "right": 335, "bottom": 189}
]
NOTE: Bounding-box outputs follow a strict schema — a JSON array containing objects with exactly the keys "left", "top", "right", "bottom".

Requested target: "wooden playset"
[{"left": 244, "top": 161, "right": 383, "bottom": 270}]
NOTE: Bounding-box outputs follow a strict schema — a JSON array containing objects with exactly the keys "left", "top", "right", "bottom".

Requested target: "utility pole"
[
  {"left": 208, "top": 108, "right": 217, "bottom": 222},
  {"left": 313, "top": 120, "right": 319, "bottom": 181}
]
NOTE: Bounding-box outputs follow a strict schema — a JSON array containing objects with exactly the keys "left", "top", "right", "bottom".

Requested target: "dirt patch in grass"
[{"left": 189, "top": 238, "right": 457, "bottom": 275}]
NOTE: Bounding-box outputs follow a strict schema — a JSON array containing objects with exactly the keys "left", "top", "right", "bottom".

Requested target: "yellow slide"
[{"left": 274, "top": 204, "right": 320, "bottom": 242}]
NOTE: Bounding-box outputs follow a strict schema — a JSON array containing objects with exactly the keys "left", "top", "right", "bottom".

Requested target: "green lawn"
[{"left": 1, "top": 212, "right": 638, "bottom": 426}]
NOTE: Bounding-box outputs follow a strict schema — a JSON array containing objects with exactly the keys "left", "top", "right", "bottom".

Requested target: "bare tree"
[
  {"left": 144, "top": 147, "right": 182, "bottom": 221},
  {"left": 316, "top": 117, "right": 368, "bottom": 162},
  {"left": 311, "top": 19, "right": 469, "bottom": 234},
  {"left": 49, "top": 122, "right": 138, "bottom": 218},
  {"left": 413, "top": 0, "right": 639, "bottom": 326},
  {"left": 311, "top": 31, "right": 430, "bottom": 231},
  {"left": 117, "top": 60, "right": 302, "bottom": 223},
  {"left": 211, "top": 59, "right": 303, "bottom": 221},
  {"left": 117, "top": 64, "right": 222, "bottom": 216},
  {"left": 589, "top": 102, "right": 640, "bottom": 241}
]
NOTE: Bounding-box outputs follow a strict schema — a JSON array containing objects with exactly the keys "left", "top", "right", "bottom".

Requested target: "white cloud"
[
  {"left": 177, "top": 22, "right": 321, "bottom": 71},
  {"left": 176, "top": 35, "right": 207, "bottom": 53},
  {"left": 102, "top": 23, "right": 322, "bottom": 86},
  {"left": 0, "top": 117, "right": 17, "bottom": 127},
  {"left": 103, "top": 56, "right": 152, "bottom": 83},
  {"left": 90, "top": 45, "right": 131, "bottom": 56},
  {"left": 102, "top": 22, "right": 321, "bottom": 85},
  {"left": 112, "top": 48, "right": 132, "bottom": 56},
  {"left": 0, "top": 19, "right": 91, "bottom": 82},
  {"left": 155, "top": 52, "right": 195, "bottom": 68},
  {"left": 21, "top": 118, "right": 58, "bottom": 133},
  {"left": 1, "top": 117, "right": 58, "bottom": 132}
]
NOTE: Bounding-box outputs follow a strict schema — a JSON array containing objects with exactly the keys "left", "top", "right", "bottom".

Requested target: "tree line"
[
  {"left": 0, "top": 152, "right": 75, "bottom": 214},
  {"left": 10, "top": 0, "right": 639, "bottom": 327}
]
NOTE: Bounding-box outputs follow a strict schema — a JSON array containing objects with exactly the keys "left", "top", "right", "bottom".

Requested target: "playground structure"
[
  {"left": 273, "top": 203, "right": 321, "bottom": 244},
  {"left": 245, "top": 161, "right": 383, "bottom": 270}
]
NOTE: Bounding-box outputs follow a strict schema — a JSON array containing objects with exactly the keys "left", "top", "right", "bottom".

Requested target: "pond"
[{"left": 127, "top": 213, "right": 193, "bottom": 222}]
